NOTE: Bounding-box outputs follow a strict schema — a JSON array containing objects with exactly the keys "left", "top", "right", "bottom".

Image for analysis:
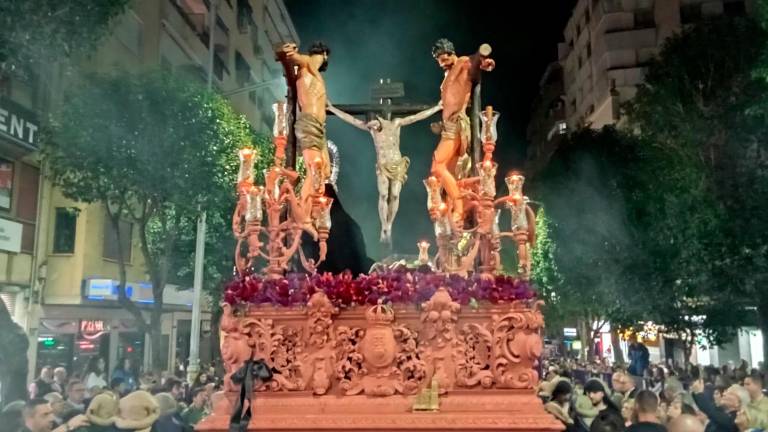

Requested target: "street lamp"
[{"left": 186, "top": 0, "right": 283, "bottom": 384}]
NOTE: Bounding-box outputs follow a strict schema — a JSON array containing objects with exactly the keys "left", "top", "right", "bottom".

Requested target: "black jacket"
[{"left": 692, "top": 390, "right": 738, "bottom": 432}]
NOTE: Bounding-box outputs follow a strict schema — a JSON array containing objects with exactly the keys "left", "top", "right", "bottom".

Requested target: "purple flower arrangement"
[{"left": 223, "top": 269, "right": 536, "bottom": 308}]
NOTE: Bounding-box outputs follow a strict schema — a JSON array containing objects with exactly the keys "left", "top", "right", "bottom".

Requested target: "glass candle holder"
[
  {"left": 480, "top": 108, "right": 500, "bottom": 143},
  {"left": 272, "top": 101, "right": 288, "bottom": 138},
  {"left": 245, "top": 186, "right": 264, "bottom": 222},
  {"left": 238, "top": 148, "right": 256, "bottom": 184}
]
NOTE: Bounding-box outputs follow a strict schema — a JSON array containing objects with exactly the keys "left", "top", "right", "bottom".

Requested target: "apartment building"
[
  {"left": 526, "top": 0, "right": 755, "bottom": 174},
  {"left": 8, "top": 0, "right": 299, "bottom": 379}
]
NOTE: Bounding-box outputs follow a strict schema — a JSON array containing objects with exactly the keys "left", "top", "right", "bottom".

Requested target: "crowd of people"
[
  {"left": 539, "top": 356, "right": 768, "bottom": 432},
  {"left": 1, "top": 358, "right": 221, "bottom": 432}
]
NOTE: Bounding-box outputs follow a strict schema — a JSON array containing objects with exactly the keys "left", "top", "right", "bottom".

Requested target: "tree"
[
  {"left": 530, "top": 127, "right": 641, "bottom": 360},
  {"left": 0, "top": 1, "right": 129, "bottom": 80},
  {"left": 45, "top": 70, "right": 270, "bottom": 370},
  {"left": 626, "top": 15, "right": 768, "bottom": 362}
]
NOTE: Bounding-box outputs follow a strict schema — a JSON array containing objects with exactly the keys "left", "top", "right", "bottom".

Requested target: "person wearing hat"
[
  {"left": 113, "top": 391, "right": 160, "bottom": 432},
  {"left": 577, "top": 379, "right": 622, "bottom": 432},
  {"left": 78, "top": 392, "right": 119, "bottom": 432}
]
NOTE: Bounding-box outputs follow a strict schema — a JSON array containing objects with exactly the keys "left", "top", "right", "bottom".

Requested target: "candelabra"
[
  {"left": 232, "top": 102, "right": 333, "bottom": 278},
  {"left": 423, "top": 106, "right": 536, "bottom": 280}
]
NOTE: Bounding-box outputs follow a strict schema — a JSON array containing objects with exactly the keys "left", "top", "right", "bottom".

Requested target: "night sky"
[{"left": 285, "top": 0, "right": 575, "bottom": 260}]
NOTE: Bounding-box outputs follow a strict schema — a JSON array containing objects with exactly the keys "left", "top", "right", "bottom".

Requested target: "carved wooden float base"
[{"left": 196, "top": 390, "right": 564, "bottom": 431}]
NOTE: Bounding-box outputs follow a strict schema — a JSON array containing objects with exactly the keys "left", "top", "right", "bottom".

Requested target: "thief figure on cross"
[{"left": 327, "top": 99, "right": 441, "bottom": 245}]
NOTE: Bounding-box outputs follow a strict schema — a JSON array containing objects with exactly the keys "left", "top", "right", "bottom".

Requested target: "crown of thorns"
[{"left": 432, "top": 38, "right": 455, "bottom": 58}]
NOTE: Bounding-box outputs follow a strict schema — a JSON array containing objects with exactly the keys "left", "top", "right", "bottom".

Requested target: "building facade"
[
  {"left": 4, "top": 0, "right": 299, "bottom": 381},
  {"left": 558, "top": 0, "right": 755, "bottom": 131},
  {"left": 526, "top": 0, "right": 756, "bottom": 176}
]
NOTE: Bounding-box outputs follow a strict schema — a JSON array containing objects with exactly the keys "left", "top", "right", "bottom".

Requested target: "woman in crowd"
[
  {"left": 545, "top": 380, "right": 576, "bottom": 431},
  {"left": 83, "top": 357, "right": 108, "bottom": 397}
]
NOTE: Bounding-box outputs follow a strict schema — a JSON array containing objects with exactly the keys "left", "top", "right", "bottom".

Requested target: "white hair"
[{"left": 727, "top": 384, "right": 750, "bottom": 409}]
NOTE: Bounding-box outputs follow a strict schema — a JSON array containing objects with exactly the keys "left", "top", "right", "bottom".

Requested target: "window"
[
  {"left": 0, "top": 158, "right": 13, "bottom": 210},
  {"left": 235, "top": 50, "right": 251, "bottom": 86},
  {"left": 635, "top": 9, "right": 655, "bottom": 29},
  {"left": 724, "top": 1, "right": 746, "bottom": 16},
  {"left": 53, "top": 208, "right": 77, "bottom": 254},
  {"left": 680, "top": 4, "right": 702, "bottom": 24},
  {"left": 103, "top": 214, "right": 133, "bottom": 262}
]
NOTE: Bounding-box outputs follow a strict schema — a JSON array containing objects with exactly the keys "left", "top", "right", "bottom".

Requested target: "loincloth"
[
  {"left": 441, "top": 111, "right": 471, "bottom": 156},
  {"left": 295, "top": 112, "right": 331, "bottom": 178},
  {"left": 377, "top": 156, "right": 410, "bottom": 183}
]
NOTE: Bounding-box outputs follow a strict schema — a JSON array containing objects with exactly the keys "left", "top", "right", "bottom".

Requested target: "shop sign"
[
  {"left": 0, "top": 218, "right": 22, "bottom": 253},
  {"left": 79, "top": 319, "right": 108, "bottom": 339},
  {"left": 563, "top": 327, "right": 578, "bottom": 338},
  {"left": 0, "top": 97, "right": 39, "bottom": 149}
]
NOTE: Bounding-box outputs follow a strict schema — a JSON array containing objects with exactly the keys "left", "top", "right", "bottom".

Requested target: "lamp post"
[{"left": 187, "top": 0, "right": 217, "bottom": 386}]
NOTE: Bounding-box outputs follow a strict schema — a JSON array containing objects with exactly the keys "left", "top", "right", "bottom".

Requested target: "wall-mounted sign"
[
  {"left": 79, "top": 319, "right": 108, "bottom": 340},
  {"left": 0, "top": 218, "right": 23, "bottom": 253},
  {"left": 0, "top": 97, "right": 39, "bottom": 150},
  {"left": 83, "top": 279, "right": 195, "bottom": 307},
  {"left": 563, "top": 327, "right": 578, "bottom": 338}
]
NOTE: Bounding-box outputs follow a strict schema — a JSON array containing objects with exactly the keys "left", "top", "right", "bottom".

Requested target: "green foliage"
[
  {"left": 0, "top": 0, "right": 129, "bottom": 79},
  {"left": 531, "top": 127, "right": 642, "bottom": 343},
  {"left": 530, "top": 207, "right": 564, "bottom": 329},
  {"left": 45, "top": 69, "right": 270, "bottom": 368}
]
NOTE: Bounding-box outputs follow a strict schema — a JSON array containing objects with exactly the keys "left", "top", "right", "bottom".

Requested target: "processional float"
[{"left": 197, "top": 41, "right": 560, "bottom": 432}]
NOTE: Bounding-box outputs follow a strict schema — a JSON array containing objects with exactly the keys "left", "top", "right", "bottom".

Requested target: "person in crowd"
[
  {"left": 627, "top": 390, "right": 666, "bottom": 432},
  {"left": 692, "top": 379, "right": 749, "bottom": 432},
  {"left": 579, "top": 379, "right": 622, "bottom": 432},
  {"left": 113, "top": 391, "right": 160, "bottom": 432},
  {"left": 1, "top": 400, "right": 26, "bottom": 432},
  {"left": 111, "top": 358, "right": 137, "bottom": 393},
  {"left": 649, "top": 367, "right": 666, "bottom": 395},
  {"left": 669, "top": 414, "right": 705, "bottom": 432},
  {"left": 664, "top": 377, "right": 686, "bottom": 405},
  {"left": 19, "top": 398, "right": 89, "bottom": 432},
  {"left": 51, "top": 368, "right": 67, "bottom": 395},
  {"left": 192, "top": 372, "right": 209, "bottom": 390},
  {"left": 83, "top": 358, "right": 107, "bottom": 397},
  {"left": 743, "top": 372, "right": 768, "bottom": 430},
  {"left": 152, "top": 393, "right": 185, "bottom": 432},
  {"left": 42, "top": 393, "right": 67, "bottom": 427},
  {"left": 629, "top": 343, "right": 650, "bottom": 382},
  {"left": 139, "top": 372, "right": 158, "bottom": 392},
  {"left": 714, "top": 385, "right": 729, "bottom": 407},
  {"left": 613, "top": 372, "right": 628, "bottom": 408},
  {"left": 591, "top": 411, "right": 626, "bottom": 432},
  {"left": 82, "top": 392, "right": 119, "bottom": 431},
  {"left": 545, "top": 380, "right": 575, "bottom": 430},
  {"left": 63, "top": 380, "right": 87, "bottom": 414},
  {"left": 180, "top": 387, "right": 209, "bottom": 428},
  {"left": 163, "top": 378, "right": 184, "bottom": 402},
  {"left": 667, "top": 398, "right": 697, "bottom": 421},
  {"left": 29, "top": 367, "right": 55, "bottom": 400},
  {"left": 109, "top": 378, "right": 127, "bottom": 398},
  {"left": 618, "top": 372, "right": 640, "bottom": 406},
  {"left": 622, "top": 399, "right": 635, "bottom": 427}
]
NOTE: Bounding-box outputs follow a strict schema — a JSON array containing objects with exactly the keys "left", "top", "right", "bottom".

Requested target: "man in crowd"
[
  {"left": 20, "top": 399, "right": 89, "bottom": 432},
  {"left": 668, "top": 415, "right": 705, "bottom": 432},
  {"left": 744, "top": 373, "right": 768, "bottom": 429},
  {"left": 181, "top": 387, "right": 209, "bottom": 427},
  {"left": 164, "top": 377, "right": 184, "bottom": 401},
  {"left": 612, "top": 372, "right": 639, "bottom": 408},
  {"left": 627, "top": 390, "right": 667, "bottom": 432},
  {"left": 63, "top": 380, "right": 87, "bottom": 414},
  {"left": 28, "top": 367, "right": 55, "bottom": 399},
  {"left": 692, "top": 379, "right": 749, "bottom": 432}
]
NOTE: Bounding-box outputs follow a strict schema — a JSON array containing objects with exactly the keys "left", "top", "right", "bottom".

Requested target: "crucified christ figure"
[{"left": 327, "top": 101, "right": 441, "bottom": 244}]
